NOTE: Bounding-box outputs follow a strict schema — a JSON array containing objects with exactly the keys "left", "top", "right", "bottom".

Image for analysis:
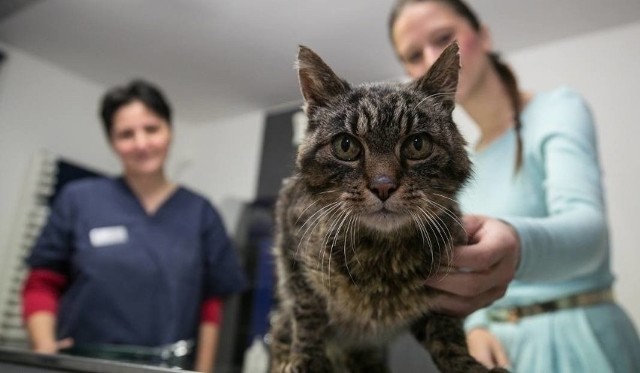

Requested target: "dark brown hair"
[
  {"left": 99, "top": 79, "right": 172, "bottom": 138},
  {"left": 389, "top": 0, "right": 523, "bottom": 170}
]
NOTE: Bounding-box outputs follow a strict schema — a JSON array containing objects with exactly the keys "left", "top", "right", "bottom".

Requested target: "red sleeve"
[
  {"left": 200, "top": 297, "right": 223, "bottom": 324},
  {"left": 22, "top": 269, "right": 68, "bottom": 321}
]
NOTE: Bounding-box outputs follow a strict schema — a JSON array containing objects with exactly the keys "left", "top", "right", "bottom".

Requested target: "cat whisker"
[
  {"left": 296, "top": 201, "right": 340, "bottom": 237},
  {"left": 413, "top": 208, "right": 436, "bottom": 277},
  {"left": 418, "top": 206, "right": 455, "bottom": 272},
  {"left": 410, "top": 209, "right": 430, "bottom": 249},
  {"left": 320, "top": 209, "right": 347, "bottom": 286},
  {"left": 421, "top": 209, "right": 444, "bottom": 277},
  {"left": 410, "top": 210, "right": 437, "bottom": 278},
  {"left": 413, "top": 90, "right": 457, "bottom": 110},
  {"left": 344, "top": 214, "right": 359, "bottom": 288},
  {"left": 431, "top": 193, "right": 458, "bottom": 204},
  {"left": 317, "top": 189, "right": 340, "bottom": 195},
  {"left": 294, "top": 199, "right": 320, "bottom": 225},
  {"left": 350, "top": 215, "right": 361, "bottom": 267},
  {"left": 317, "top": 208, "right": 341, "bottom": 266},
  {"left": 429, "top": 195, "right": 466, "bottom": 225},
  {"left": 328, "top": 211, "right": 351, "bottom": 287},
  {"left": 407, "top": 210, "right": 426, "bottom": 247},
  {"left": 297, "top": 207, "right": 337, "bottom": 260},
  {"left": 424, "top": 197, "right": 467, "bottom": 239},
  {"left": 297, "top": 202, "right": 341, "bottom": 259}
]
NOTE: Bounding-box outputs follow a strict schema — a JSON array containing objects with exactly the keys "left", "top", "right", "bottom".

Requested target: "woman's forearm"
[
  {"left": 194, "top": 322, "right": 220, "bottom": 373},
  {"left": 26, "top": 311, "right": 58, "bottom": 353}
]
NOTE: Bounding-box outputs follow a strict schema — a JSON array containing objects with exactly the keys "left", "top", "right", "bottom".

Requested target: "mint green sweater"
[{"left": 460, "top": 87, "right": 639, "bottom": 372}]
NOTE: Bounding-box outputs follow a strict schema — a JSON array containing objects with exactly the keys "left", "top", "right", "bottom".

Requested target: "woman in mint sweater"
[{"left": 389, "top": 0, "right": 640, "bottom": 371}]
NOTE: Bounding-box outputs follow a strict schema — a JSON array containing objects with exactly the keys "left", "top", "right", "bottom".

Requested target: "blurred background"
[{"left": 0, "top": 1, "right": 639, "bottom": 372}]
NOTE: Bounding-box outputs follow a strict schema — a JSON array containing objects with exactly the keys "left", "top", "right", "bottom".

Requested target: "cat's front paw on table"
[{"left": 280, "top": 354, "right": 332, "bottom": 373}]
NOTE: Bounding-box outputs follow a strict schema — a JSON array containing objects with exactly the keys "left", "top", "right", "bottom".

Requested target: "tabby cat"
[{"left": 269, "top": 42, "right": 506, "bottom": 373}]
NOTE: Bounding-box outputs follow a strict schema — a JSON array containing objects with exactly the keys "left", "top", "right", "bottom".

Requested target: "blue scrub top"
[{"left": 27, "top": 177, "right": 248, "bottom": 346}]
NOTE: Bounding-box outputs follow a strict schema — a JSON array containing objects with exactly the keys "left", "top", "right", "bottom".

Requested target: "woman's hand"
[
  {"left": 26, "top": 311, "right": 73, "bottom": 354},
  {"left": 32, "top": 337, "right": 74, "bottom": 354},
  {"left": 467, "top": 328, "right": 510, "bottom": 369},
  {"left": 426, "top": 215, "right": 520, "bottom": 316}
]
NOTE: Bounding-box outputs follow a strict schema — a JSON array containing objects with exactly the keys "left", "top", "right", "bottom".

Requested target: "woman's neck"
[
  {"left": 123, "top": 171, "right": 176, "bottom": 214},
  {"left": 461, "top": 68, "right": 517, "bottom": 151}
]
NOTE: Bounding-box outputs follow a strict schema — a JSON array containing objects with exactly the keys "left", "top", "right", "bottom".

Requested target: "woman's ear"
[{"left": 479, "top": 25, "right": 493, "bottom": 52}]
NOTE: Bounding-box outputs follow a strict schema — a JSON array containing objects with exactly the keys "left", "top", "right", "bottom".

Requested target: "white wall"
[
  {"left": 175, "top": 111, "right": 265, "bottom": 234},
  {"left": 505, "top": 22, "right": 640, "bottom": 326},
  {"left": 0, "top": 43, "right": 118, "bottom": 261}
]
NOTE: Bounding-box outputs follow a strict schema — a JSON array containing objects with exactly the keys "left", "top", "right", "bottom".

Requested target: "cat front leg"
[
  {"left": 270, "top": 270, "right": 332, "bottom": 372},
  {"left": 270, "top": 309, "right": 293, "bottom": 372},
  {"left": 282, "top": 293, "right": 332, "bottom": 373},
  {"left": 270, "top": 307, "right": 332, "bottom": 373},
  {"left": 411, "top": 314, "right": 508, "bottom": 373}
]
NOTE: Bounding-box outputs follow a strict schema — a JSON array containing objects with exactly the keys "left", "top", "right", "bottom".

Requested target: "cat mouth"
[
  {"left": 369, "top": 206, "right": 398, "bottom": 217},
  {"left": 360, "top": 208, "right": 411, "bottom": 231}
]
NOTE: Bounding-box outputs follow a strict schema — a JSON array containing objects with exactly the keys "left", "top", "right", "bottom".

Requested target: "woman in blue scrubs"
[
  {"left": 22, "top": 80, "right": 247, "bottom": 371},
  {"left": 389, "top": 0, "right": 640, "bottom": 372}
]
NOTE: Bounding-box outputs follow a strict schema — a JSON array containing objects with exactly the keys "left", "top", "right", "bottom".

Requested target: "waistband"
[
  {"left": 62, "top": 339, "right": 194, "bottom": 368},
  {"left": 487, "top": 287, "right": 614, "bottom": 323}
]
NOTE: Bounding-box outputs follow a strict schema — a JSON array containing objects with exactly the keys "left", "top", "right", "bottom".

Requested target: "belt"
[
  {"left": 487, "top": 288, "right": 614, "bottom": 323},
  {"left": 62, "top": 339, "right": 194, "bottom": 368}
]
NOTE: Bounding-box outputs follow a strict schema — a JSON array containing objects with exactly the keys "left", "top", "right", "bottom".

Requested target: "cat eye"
[
  {"left": 331, "top": 134, "right": 362, "bottom": 161},
  {"left": 404, "top": 50, "right": 423, "bottom": 65},
  {"left": 433, "top": 31, "right": 454, "bottom": 48},
  {"left": 402, "top": 133, "right": 432, "bottom": 160}
]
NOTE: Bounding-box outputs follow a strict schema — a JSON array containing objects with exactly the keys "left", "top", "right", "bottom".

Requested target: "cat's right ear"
[
  {"left": 410, "top": 42, "right": 460, "bottom": 112},
  {"left": 296, "top": 46, "right": 350, "bottom": 111}
]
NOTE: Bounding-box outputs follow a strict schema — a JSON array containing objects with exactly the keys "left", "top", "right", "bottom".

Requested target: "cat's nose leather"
[{"left": 370, "top": 175, "right": 397, "bottom": 201}]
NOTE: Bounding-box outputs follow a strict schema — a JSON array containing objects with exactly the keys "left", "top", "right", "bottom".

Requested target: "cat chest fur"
[{"left": 301, "top": 231, "right": 441, "bottom": 340}]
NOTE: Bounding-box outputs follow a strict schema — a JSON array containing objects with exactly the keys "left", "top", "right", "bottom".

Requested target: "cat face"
[{"left": 295, "top": 43, "right": 470, "bottom": 232}]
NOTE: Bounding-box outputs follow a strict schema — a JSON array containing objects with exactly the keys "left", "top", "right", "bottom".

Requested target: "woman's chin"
[{"left": 124, "top": 164, "right": 164, "bottom": 178}]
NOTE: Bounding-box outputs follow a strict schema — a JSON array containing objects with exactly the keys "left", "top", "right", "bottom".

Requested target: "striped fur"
[{"left": 269, "top": 43, "right": 506, "bottom": 373}]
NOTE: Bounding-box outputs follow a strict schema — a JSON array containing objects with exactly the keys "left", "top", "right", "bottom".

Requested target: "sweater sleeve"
[
  {"left": 464, "top": 308, "right": 489, "bottom": 332},
  {"left": 200, "top": 297, "right": 223, "bottom": 324},
  {"left": 22, "top": 269, "right": 69, "bottom": 320},
  {"left": 508, "top": 90, "right": 609, "bottom": 282}
]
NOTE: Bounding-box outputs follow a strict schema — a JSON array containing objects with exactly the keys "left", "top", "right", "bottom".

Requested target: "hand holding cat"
[
  {"left": 466, "top": 328, "right": 511, "bottom": 369},
  {"left": 425, "top": 215, "right": 520, "bottom": 316}
]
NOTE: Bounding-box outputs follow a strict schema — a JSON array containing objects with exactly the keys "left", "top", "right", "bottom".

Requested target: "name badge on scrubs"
[{"left": 89, "top": 226, "right": 129, "bottom": 247}]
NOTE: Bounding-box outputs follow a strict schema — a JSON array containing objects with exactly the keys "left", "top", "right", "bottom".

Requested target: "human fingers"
[
  {"left": 490, "top": 336, "right": 511, "bottom": 369},
  {"left": 450, "top": 220, "right": 520, "bottom": 273},
  {"left": 426, "top": 269, "right": 494, "bottom": 296},
  {"left": 427, "top": 254, "right": 513, "bottom": 297},
  {"left": 467, "top": 329, "right": 494, "bottom": 368},
  {"left": 428, "top": 285, "right": 506, "bottom": 317},
  {"left": 57, "top": 338, "right": 74, "bottom": 350},
  {"left": 448, "top": 243, "right": 505, "bottom": 273},
  {"left": 461, "top": 215, "right": 484, "bottom": 244}
]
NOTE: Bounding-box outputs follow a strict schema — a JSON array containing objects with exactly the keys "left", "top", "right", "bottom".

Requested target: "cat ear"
[
  {"left": 296, "top": 46, "right": 350, "bottom": 111},
  {"left": 410, "top": 41, "right": 460, "bottom": 111}
]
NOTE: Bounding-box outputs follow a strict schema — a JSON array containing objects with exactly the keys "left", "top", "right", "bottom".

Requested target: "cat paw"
[
  {"left": 489, "top": 368, "right": 509, "bottom": 373},
  {"left": 282, "top": 354, "right": 332, "bottom": 373}
]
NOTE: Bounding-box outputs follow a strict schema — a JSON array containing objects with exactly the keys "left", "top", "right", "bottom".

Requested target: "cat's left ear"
[
  {"left": 410, "top": 41, "right": 460, "bottom": 112},
  {"left": 296, "top": 46, "right": 350, "bottom": 111}
]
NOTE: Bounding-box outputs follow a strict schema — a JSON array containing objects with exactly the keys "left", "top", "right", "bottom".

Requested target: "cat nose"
[{"left": 369, "top": 175, "right": 397, "bottom": 202}]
